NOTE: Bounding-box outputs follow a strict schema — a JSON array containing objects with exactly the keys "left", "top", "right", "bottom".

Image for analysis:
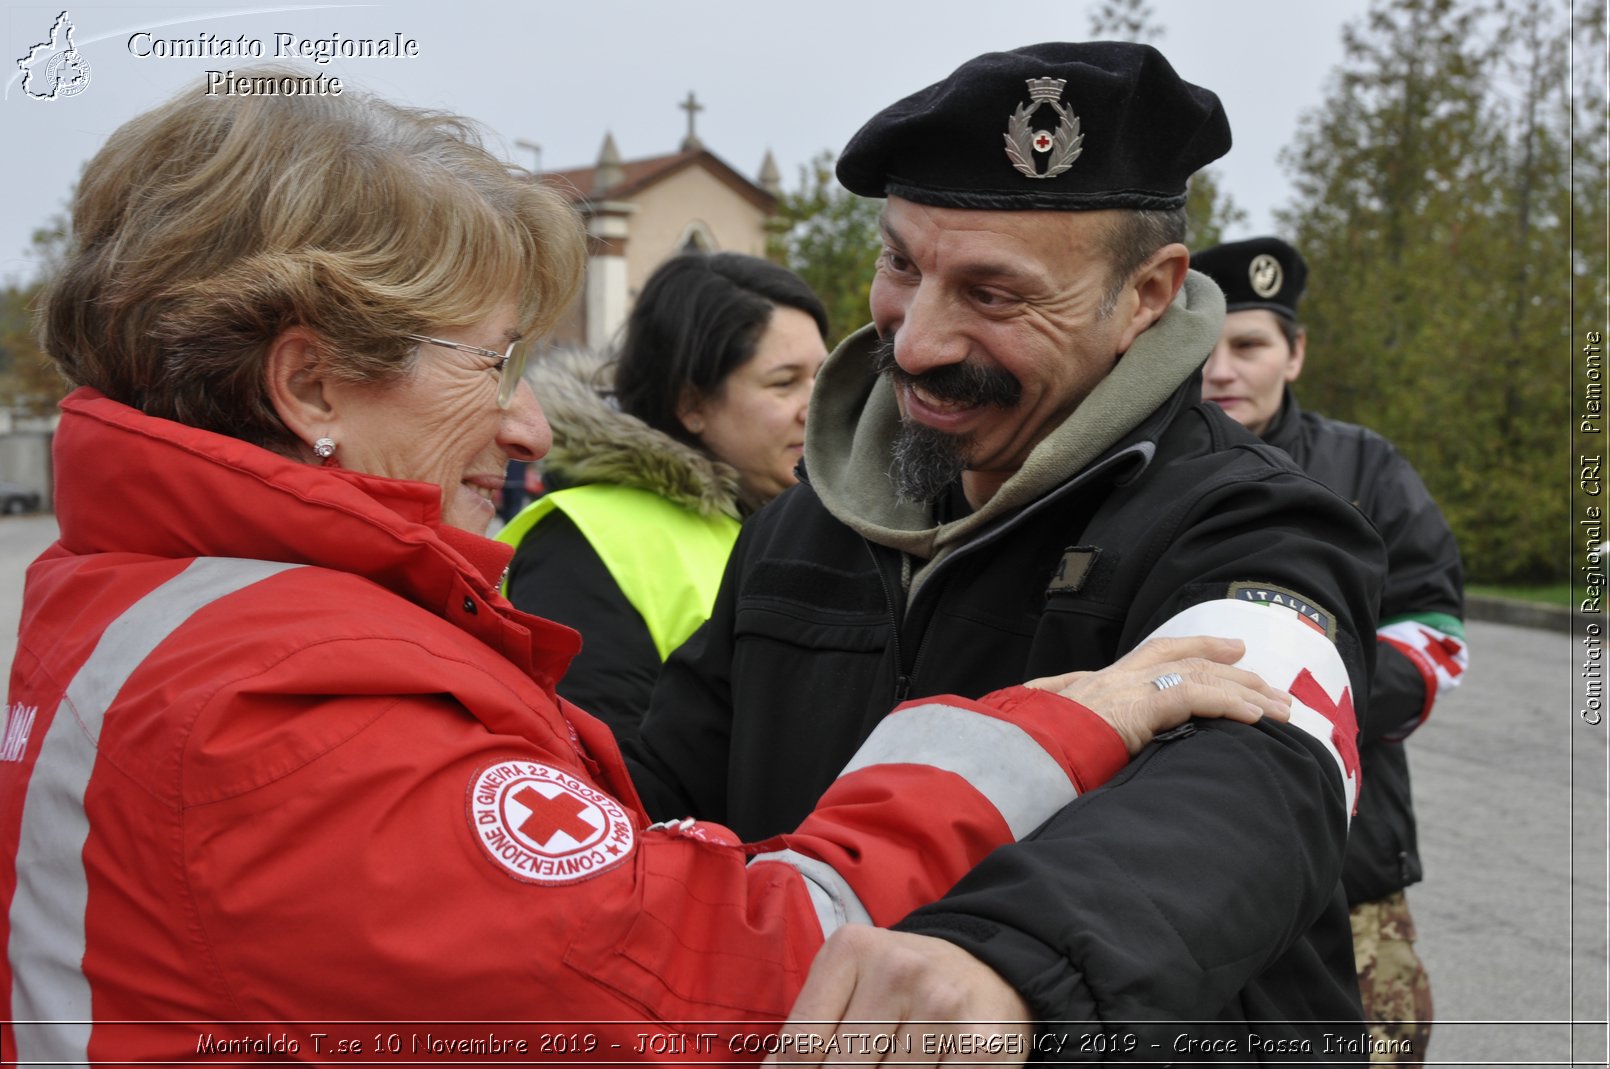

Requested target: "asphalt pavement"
[
  {"left": 1410, "top": 616, "right": 1606, "bottom": 1067},
  {"left": 0, "top": 513, "right": 1603, "bottom": 1066}
]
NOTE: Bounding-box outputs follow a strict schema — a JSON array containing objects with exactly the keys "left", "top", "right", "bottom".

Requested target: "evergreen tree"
[
  {"left": 1087, "top": 0, "right": 1247, "bottom": 249},
  {"left": 1279, "top": 0, "right": 1569, "bottom": 582},
  {"left": 766, "top": 152, "right": 883, "bottom": 345},
  {"left": 1484, "top": 0, "right": 1575, "bottom": 553},
  {"left": 1570, "top": 0, "right": 1608, "bottom": 349},
  {"left": 1185, "top": 169, "right": 1249, "bottom": 250},
  {"left": 0, "top": 212, "right": 71, "bottom": 418}
]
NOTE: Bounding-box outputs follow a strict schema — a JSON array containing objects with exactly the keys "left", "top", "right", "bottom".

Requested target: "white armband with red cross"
[
  {"left": 1142, "top": 597, "right": 1361, "bottom": 820},
  {"left": 1378, "top": 615, "right": 1467, "bottom": 736}
]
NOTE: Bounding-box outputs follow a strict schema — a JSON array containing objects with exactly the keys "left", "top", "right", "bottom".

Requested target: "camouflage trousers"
[{"left": 1350, "top": 891, "right": 1433, "bottom": 1067}]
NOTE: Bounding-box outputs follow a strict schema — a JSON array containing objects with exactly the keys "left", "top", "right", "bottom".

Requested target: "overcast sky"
[{"left": 0, "top": 0, "right": 1375, "bottom": 287}]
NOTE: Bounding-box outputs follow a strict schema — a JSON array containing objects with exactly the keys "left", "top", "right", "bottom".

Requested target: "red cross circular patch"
[{"left": 468, "top": 760, "right": 635, "bottom": 885}]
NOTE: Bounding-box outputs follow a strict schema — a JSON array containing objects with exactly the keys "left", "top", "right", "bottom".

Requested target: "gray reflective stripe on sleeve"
[
  {"left": 838, "top": 703, "right": 1078, "bottom": 840},
  {"left": 748, "top": 848, "right": 873, "bottom": 938},
  {"left": 8, "top": 557, "right": 303, "bottom": 1069}
]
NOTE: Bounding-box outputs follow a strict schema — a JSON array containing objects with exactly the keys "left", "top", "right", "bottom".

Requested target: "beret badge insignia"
[
  {"left": 1004, "top": 77, "right": 1084, "bottom": 180},
  {"left": 1249, "top": 253, "right": 1284, "bottom": 298}
]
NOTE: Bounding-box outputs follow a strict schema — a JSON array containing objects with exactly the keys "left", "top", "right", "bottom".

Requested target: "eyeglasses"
[{"left": 405, "top": 333, "right": 528, "bottom": 408}]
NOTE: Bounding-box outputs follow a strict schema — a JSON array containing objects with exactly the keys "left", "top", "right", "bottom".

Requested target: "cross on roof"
[{"left": 679, "top": 91, "right": 704, "bottom": 150}]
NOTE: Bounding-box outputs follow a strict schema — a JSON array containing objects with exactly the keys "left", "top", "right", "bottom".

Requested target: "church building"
[{"left": 540, "top": 94, "right": 783, "bottom": 350}]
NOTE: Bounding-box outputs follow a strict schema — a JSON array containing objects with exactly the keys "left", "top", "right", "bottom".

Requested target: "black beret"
[
  {"left": 1192, "top": 236, "right": 1308, "bottom": 319},
  {"left": 836, "top": 41, "right": 1231, "bottom": 211}
]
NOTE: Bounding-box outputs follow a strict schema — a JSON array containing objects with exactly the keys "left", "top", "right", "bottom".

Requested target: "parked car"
[{"left": 0, "top": 481, "right": 41, "bottom": 514}]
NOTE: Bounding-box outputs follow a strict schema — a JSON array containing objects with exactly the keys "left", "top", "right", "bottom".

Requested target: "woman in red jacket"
[{"left": 0, "top": 69, "right": 1287, "bottom": 1065}]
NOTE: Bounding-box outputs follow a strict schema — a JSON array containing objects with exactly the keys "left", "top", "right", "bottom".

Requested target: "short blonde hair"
[{"left": 40, "top": 68, "right": 585, "bottom": 451}]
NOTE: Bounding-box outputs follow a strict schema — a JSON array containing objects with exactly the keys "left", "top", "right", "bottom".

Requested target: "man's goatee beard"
[
  {"left": 889, "top": 421, "right": 968, "bottom": 503},
  {"left": 869, "top": 336, "right": 1021, "bottom": 504}
]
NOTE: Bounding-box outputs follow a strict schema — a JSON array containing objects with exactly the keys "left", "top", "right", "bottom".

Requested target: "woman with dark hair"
[
  {"left": 615, "top": 251, "right": 830, "bottom": 506},
  {"left": 499, "top": 252, "right": 830, "bottom": 735}
]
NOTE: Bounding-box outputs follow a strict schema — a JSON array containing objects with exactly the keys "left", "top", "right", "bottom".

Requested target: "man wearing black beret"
[
  {"left": 1197, "top": 236, "right": 1467, "bottom": 1066},
  {"left": 628, "top": 43, "right": 1385, "bottom": 1062}
]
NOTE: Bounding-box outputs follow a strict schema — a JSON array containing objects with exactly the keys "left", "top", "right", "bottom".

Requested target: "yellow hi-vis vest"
[{"left": 497, "top": 484, "right": 741, "bottom": 661}]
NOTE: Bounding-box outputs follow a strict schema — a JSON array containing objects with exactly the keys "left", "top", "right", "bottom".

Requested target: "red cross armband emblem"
[
  {"left": 1378, "top": 618, "right": 1468, "bottom": 735},
  {"left": 1287, "top": 668, "right": 1361, "bottom": 807},
  {"left": 1140, "top": 596, "right": 1363, "bottom": 818}
]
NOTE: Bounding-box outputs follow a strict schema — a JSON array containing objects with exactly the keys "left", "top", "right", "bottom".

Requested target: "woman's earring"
[{"left": 313, "top": 437, "right": 336, "bottom": 459}]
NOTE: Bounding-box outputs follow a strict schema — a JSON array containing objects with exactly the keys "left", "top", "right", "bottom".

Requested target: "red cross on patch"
[
  {"left": 515, "top": 786, "right": 596, "bottom": 847},
  {"left": 469, "top": 759, "right": 636, "bottom": 885},
  {"left": 1032, "top": 131, "right": 1054, "bottom": 152}
]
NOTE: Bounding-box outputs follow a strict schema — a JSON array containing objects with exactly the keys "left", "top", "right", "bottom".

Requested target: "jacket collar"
[
  {"left": 51, "top": 388, "right": 580, "bottom": 685},
  {"left": 1260, "top": 385, "right": 1303, "bottom": 451}
]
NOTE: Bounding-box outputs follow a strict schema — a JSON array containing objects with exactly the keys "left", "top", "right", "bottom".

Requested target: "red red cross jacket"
[{"left": 0, "top": 390, "right": 1131, "bottom": 1065}]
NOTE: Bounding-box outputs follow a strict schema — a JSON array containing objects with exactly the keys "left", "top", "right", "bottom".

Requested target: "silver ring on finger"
[{"left": 1150, "top": 672, "right": 1185, "bottom": 692}]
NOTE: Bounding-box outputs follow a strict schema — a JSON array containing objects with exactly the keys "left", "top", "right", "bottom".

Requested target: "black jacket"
[
  {"left": 628, "top": 276, "right": 1387, "bottom": 1061},
  {"left": 504, "top": 349, "right": 743, "bottom": 737},
  {"left": 1262, "top": 389, "right": 1466, "bottom": 905}
]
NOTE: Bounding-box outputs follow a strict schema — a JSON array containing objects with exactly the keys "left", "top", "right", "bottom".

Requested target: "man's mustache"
[{"left": 869, "top": 336, "right": 1023, "bottom": 409}]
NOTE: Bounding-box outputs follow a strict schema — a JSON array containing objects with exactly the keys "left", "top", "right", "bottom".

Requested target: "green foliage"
[
  {"left": 1277, "top": 0, "right": 1579, "bottom": 583},
  {"left": 0, "top": 210, "right": 70, "bottom": 417},
  {"left": 1570, "top": 0, "right": 1609, "bottom": 375},
  {"left": 766, "top": 152, "right": 883, "bottom": 346},
  {"left": 1468, "top": 582, "right": 1573, "bottom": 607},
  {"left": 1185, "top": 167, "right": 1249, "bottom": 249},
  {"left": 1081, "top": 1, "right": 1248, "bottom": 252}
]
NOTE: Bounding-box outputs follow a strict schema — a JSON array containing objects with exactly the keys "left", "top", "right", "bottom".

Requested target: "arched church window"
[{"left": 677, "top": 221, "right": 717, "bottom": 253}]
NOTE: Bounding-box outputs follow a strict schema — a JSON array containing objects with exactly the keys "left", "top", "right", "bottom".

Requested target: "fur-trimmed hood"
[{"left": 528, "top": 348, "right": 743, "bottom": 519}]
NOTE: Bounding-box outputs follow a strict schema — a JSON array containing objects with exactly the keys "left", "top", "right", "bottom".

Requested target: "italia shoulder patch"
[
  {"left": 1226, "top": 582, "right": 1337, "bottom": 642},
  {"left": 468, "top": 760, "right": 635, "bottom": 885}
]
